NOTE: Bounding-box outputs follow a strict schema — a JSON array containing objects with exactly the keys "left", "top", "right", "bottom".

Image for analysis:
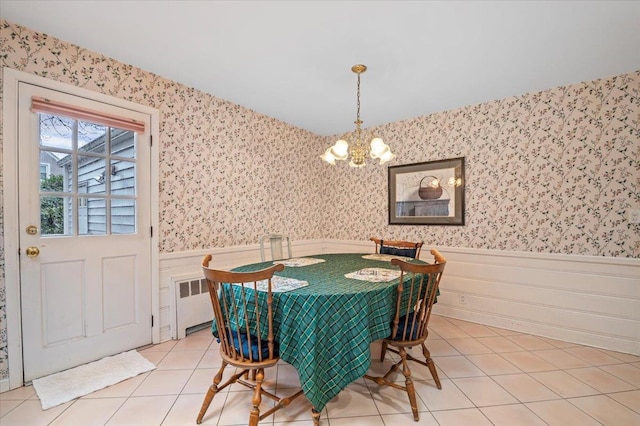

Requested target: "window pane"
[
  {"left": 39, "top": 113, "right": 73, "bottom": 150},
  {"left": 78, "top": 155, "right": 107, "bottom": 192},
  {"left": 40, "top": 150, "right": 71, "bottom": 192},
  {"left": 79, "top": 197, "right": 107, "bottom": 235},
  {"left": 111, "top": 199, "right": 135, "bottom": 234},
  {"left": 111, "top": 128, "right": 135, "bottom": 159},
  {"left": 78, "top": 121, "right": 107, "bottom": 154},
  {"left": 111, "top": 160, "right": 135, "bottom": 196},
  {"left": 40, "top": 196, "right": 72, "bottom": 236}
]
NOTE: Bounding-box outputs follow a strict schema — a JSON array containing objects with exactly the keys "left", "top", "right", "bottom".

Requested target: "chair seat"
[
  {"left": 380, "top": 245, "right": 417, "bottom": 258},
  {"left": 221, "top": 329, "right": 279, "bottom": 360},
  {"left": 391, "top": 312, "right": 420, "bottom": 341},
  {"left": 370, "top": 237, "right": 424, "bottom": 259}
]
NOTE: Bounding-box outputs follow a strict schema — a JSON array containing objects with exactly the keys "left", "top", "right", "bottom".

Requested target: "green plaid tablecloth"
[{"left": 222, "top": 253, "right": 426, "bottom": 412}]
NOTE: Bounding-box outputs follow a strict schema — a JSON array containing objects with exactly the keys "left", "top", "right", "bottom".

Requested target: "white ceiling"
[{"left": 2, "top": 1, "right": 640, "bottom": 136}]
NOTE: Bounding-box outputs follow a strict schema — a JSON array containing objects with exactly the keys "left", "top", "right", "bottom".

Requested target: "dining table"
[{"left": 225, "top": 252, "right": 429, "bottom": 414}]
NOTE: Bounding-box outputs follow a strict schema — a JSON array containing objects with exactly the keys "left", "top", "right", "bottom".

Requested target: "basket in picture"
[{"left": 418, "top": 176, "right": 443, "bottom": 200}]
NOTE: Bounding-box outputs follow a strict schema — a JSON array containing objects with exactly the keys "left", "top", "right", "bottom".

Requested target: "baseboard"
[{"left": 0, "top": 378, "right": 9, "bottom": 393}]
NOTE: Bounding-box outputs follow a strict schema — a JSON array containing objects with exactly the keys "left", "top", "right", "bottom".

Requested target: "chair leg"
[
  {"left": 243, "top": 369, "right": 257, "bottom": 380},
  {"left": 380, "top": 341, "right": 388, "bottom": 362},
  {"left": 399, "top": 347, "right": 419, "bottom": 421},
  {"left": 249, "top": 368, "right": 264, "bottom": 426},
  {"left": 197, "top": 361, "right": 227, "bottom": 424},
  {"left": 421, "top": 343, "right": 442, "bottom": 389},
  {"left": 311, "top": 407, "right": 321, "bottom": 425}
]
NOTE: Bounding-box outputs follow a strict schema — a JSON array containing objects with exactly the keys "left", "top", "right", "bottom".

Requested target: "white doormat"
[{"left": 32, "top": 350, "right": 156, "bottom": 410}]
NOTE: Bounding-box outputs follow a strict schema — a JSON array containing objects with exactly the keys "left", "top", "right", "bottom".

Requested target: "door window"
[{"left": 38, "top": 113, "right": 137, "bottom": 236}]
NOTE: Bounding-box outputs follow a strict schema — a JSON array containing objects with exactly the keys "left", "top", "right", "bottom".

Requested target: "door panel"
[
  {"left": 103, "top": 255, "right": 137, "bottom": 330},
  {"left": 18, "top": 83, "right": 152, "bottom": 381},
  {"left": 41, "top": 260, "right": 84, "bottom": 345}
]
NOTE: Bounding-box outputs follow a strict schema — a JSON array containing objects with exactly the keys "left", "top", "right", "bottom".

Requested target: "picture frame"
[{"left": 388, "top": 157, "right": 465, "bottom": 225}]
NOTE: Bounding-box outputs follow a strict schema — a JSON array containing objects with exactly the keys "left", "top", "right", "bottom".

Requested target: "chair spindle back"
[
  {"left": 202, "top": 254, "right": 284, "bottom": 364},
  {"left": 389, "top": 249, "right": 446, "bottom": 343}
]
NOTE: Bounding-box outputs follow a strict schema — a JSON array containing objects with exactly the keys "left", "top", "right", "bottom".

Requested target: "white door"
[{"left": 18, "top": 83, "right": 152, "bottom": 382}]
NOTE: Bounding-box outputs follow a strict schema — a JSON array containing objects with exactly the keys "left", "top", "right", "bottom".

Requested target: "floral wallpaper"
[{"left": 0, "top": 19, "right": 638, "bottom": 383}]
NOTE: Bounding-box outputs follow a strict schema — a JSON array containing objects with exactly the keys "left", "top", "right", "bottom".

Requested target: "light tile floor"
[{"left": 1, "top": 315, "right": 639, "bottom": 425}]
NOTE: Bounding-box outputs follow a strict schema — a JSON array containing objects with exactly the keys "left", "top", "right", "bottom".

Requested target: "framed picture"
[{"left": 388, "top": 157, "right": 465, "bottom": 225}]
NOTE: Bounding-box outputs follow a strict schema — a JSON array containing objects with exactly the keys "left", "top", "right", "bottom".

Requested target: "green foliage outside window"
[{"left": 40, "top": 174, "right": 64, "bottom": 235}]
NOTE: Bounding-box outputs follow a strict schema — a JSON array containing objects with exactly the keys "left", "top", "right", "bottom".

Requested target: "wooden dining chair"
[
  {"left": 364, "top": 248, "right": 446, "bottom": 421},
  {"left": 370, "top": 237, "right": 424, "bottom": 259},
  {"left": 197, "top": 254, "right": 304, "bottom": 425},
  {"left": 260, "top": 233, "right": 293, "bottom": 261}
]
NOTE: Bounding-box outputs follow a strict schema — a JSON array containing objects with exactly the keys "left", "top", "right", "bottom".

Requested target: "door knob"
[{"left": 26, "top": 247, "right": 40, "bottom": 258}]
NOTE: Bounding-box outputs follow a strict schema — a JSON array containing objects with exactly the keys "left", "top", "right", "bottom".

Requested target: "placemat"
[
  {"left": 345, "top": 268, "right": 401, "bottom": 282},
  {"left": 274, "top": 257, "right": 326, "bottom": 267},
  {"left": 361, "top": 253, "right": 412, "bottom": 262},
  {"left": 234, "top": 275, "right": 309, "bottom": 292}
]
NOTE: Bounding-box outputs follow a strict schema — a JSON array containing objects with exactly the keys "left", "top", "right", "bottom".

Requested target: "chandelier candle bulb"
[
  {"left": 331, "top": 140, "right": 349, "bottom": 160},
  {"left": 320, "top": 148, "right": 337, "bottom": 165}
]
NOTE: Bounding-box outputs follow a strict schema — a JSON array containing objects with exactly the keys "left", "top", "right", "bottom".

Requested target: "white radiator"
[{"left": 173, "top": 273, "right": 212, "bottom": 339}]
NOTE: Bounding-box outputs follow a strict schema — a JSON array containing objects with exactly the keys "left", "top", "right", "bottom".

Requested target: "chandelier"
[{"left": 321, "top": 64, "right": 395, "bottom": 168}]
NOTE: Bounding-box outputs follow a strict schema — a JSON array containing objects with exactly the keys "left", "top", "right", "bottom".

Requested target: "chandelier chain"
[{"left": 356, "top": 71, "right": 361, "bottom": 126}]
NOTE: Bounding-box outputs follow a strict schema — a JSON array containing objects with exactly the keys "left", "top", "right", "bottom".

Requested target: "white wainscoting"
[
  {"left": 432, "top": 247, "right": 639, "bottom": 355},
  {"left": 158, "top": 240, "right": 640, "bottom": 355}
]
